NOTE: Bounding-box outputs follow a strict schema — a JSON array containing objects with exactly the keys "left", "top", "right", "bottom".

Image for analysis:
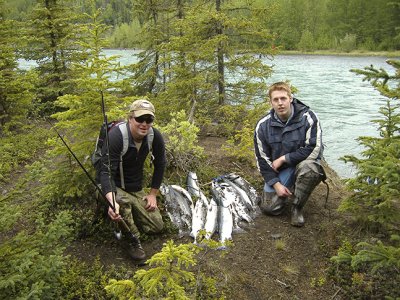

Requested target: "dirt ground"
[{"left": 70, "top": 136, "right": 349, "bottom": 299}]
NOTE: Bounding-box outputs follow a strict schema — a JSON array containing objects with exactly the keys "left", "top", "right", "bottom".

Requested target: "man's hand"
[
  {"left": 106, "top": 192, "right": 121, "bottom": 221},
  {"left": 144, "top": 191, "right": 158, "bottom": 212},
  {"left": 273, "top": 182, "right": 292, "bottom": 197},
  {"left": 272, "top": 155, "right": 286, "bottom": 172}
]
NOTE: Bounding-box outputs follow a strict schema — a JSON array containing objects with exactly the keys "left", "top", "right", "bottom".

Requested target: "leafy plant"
[
  {"left": 339, "top": 60, "right": 400, "bottom": 233},
  {"left": 297, "top": 29, "right": 315, "bottom": 52},
  {"left": 339, "top": 33, "right": 357, "bottom": 52},
  {"left": 330, "top": 237, "right": 400, "bottom": 298},
  {"left": 351, "top": 237, "right": 400, "bottom": 273},
  {"left": 0, "top": 0, "right": 37, "bottom": 133},
  {"left": 160, "top": 110, "right": 204, "bottom": 176},
  {"left": 222, "top": 119, "right": 256, "bottom": 166},
  {"left": 40, "top": 3, "right": 132, "bottom": 203}
]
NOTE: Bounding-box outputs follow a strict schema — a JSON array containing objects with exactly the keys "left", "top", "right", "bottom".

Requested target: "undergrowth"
[{"left": 0, "top": 126, "right": 51, "bottom": 183}]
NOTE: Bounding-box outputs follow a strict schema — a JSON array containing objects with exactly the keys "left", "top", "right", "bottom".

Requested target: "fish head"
[{"left": 159, "top": 184, "right": 169, "bottom": 195}]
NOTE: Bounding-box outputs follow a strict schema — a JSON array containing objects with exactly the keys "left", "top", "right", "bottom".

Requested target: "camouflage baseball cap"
[{"left": 129, "top": 99, "right": 155, "bottom": 117}]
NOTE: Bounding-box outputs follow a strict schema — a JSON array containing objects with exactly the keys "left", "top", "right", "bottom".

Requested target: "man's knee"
[
  {"left": 296, "top": 159, "right": 325, "bottom": 181},
  {"left": 260, "top": 192, "right": 287, "bottom": 216},
  {"left": 142, "top": 216, "right": 164, "bottom": 234}
]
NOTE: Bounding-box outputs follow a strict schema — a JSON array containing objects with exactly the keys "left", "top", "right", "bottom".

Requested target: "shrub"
[
  {"left": 0, "top": 211, "right": 74, "bottom": 300},
  {"left": 297, "top": 29, "right": 315, "bottom": 52},
  {"left": 339, "top": 33, "right": 357, "bottom": 52},
  {"left": 340, "top": 61, "right": 400, "bottom": 233},
  {"left": 329, "top": 237, "right": 400, "bottom": 298},
  {"left": 60, "top": 257, "right": 131, "bottom": 299},
  {"left": 0, "top": 126, "right": 50, "bottom": 183},
  {"left": 159, "top": 110, "right": 204, "bottom": 176},
  {"left": 105, "top": 240, "right": 226, "bottom": 299},
  {"left": 222, "top": 120, "right": 256, "bottom": 166}
]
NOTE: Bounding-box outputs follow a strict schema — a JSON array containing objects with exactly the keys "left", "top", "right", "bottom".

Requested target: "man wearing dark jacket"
[
  {"left": 100, "top": 99, "right": 166, "bottom": 261},
  {"left": 254, "top": 82, "right": 325, "bottom": 227}
]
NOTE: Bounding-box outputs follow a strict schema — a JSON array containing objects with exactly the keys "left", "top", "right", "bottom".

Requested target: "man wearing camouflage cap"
[{"left": 100, "top": 99, "right": 166, "bottom": 262}]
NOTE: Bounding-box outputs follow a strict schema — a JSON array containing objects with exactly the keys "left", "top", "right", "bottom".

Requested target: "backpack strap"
[
  {"left": 118, "top": 122, "right": 129, "bottom": 190},
  {"left": 147, "top": 127, "right": 154, "bottom": 165},
  {"left": 116, "top": 124, "right": 154, "bottom": 190}
]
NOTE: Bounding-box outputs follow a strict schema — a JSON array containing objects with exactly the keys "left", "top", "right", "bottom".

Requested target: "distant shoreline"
[
  {"left": 103, "top": 48, "right": 400, "bottom": 58},
  {"left": 274, "top": 50, "right": 400, "bottom": 58}
]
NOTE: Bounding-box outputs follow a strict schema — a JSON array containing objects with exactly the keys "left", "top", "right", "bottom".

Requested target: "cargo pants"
[{"left": 115, "top": 188, "right": 164, "bottom": 237}]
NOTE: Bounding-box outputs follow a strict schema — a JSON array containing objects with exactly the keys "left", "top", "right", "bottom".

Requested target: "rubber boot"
[
  {"left": 260, "top": 192, "right": 287, "bottom": 216},
  {"left": 291, "top": 160, "right": 324, "bottom": 227},
  {"left": 291, "top": 199, "right": 305, "bottom": 227}
]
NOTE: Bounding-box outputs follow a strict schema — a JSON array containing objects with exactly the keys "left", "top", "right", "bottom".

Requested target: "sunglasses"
[{"left": 134, "top": 115, "right": 154, "bottom": 124}]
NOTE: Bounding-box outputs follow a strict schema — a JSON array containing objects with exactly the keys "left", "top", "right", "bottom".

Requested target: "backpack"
[{"left": 91, "top": 121, "right": 154, "bottom": 189}]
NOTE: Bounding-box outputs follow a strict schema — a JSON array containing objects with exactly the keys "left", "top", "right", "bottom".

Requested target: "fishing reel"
[
  {"left": 114, "top": 230, "right": 122, "bottom": 240},
  {"left": 113, "top": 222, "right": 122, "bottom": 240}
]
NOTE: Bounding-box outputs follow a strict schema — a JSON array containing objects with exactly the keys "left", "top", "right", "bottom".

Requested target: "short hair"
[{"left": 268, "top": 82, "right": 292, "bottom": 99}]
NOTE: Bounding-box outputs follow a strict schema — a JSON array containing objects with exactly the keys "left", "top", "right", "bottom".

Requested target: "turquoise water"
[{"left": 18, "top": 50, "right": 397, "bottom": 178}]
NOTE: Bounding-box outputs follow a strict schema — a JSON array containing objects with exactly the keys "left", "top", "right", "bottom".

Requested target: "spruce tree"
[
  {"left": 23, "top": 0, "right": 81, "bottom": 115},
  {"left": 0, "top": 0, "right": 37, "bottom": 133},
  {"left": 330, "top": 59, "right": 399, "bottom": 300},
  {"left": 41, "top": 1, "right": 131, "bottom": 202},
  {"left": 129, "top": 0, "right": 274, "bottom": 125},
  {"left": 340, "top": 59, "right": 400, "bottom": 233}
]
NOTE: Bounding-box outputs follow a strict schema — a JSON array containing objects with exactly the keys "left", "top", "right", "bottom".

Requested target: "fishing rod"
[
  {"left": 48, "top": 119, "right": 140, "bottom": 245},
  {"left": 100, "top": 91, "right": 115, "bottom": 209},
  {"left": 100, "top": 90, "right": 121, "bottom": 238}
]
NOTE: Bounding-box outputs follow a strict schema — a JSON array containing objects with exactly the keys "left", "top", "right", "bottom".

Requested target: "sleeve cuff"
[
  {"left": 285, "top": 154, "right": 291, "bottom": 165},
  {"left": 266, "top": 177, "right": 280, "bottom": 187}
]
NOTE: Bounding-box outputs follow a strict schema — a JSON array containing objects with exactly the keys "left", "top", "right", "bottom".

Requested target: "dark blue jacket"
[{"left": 254, "top": 98, "right": 323, "bottom": 187}]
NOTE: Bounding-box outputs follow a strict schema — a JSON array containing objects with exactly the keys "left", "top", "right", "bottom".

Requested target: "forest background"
[
  {"left": 5, "top": 0, "right": 400, "bottom": 52},
  {"left": 0, "top": 0, "right": 399, "bottom": 299}
]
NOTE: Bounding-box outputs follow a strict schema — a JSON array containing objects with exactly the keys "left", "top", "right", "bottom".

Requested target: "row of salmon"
[{"left": 160, "top": 172, "right": 261, "bottom": 248}]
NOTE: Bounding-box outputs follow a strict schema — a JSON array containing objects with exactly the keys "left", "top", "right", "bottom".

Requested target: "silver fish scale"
[
  {"left": 225, "top": 173, "right": 261, "bottom": 207},
  {"left": 187, "top": 171, "right": 201, "bottom": 199},
  {"left": 163, "top": 184, "right": 193, "bottom": 235},
  {"left": 170, "top": 185, "right": 193, "bottom": 217},
  {"left": 204, "top": 197, "right": 218, "bottom": 239},
  {"left": 160, "top": 184, "right": 189, "bottom": 235}
]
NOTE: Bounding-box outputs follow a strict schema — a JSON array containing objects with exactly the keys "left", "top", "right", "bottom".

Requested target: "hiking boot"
[
  {"left": 291, "top": 206, "right": 305, "bottom": 227},
  {"left": 125, "top": 240, "right": 146, "bottom": 261},
  {"left": 260, "top": 193, "right": 286, "bottom": 216}
]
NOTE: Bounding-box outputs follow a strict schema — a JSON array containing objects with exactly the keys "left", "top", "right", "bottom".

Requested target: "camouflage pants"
[
  {"left": 293, "top": 159, "right": 326, "bottom": 207},
  {"left": 115, "top": 188, "right": 164, "bottom": 237}
]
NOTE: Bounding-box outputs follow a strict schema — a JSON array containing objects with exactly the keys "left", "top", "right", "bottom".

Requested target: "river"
[{"left": 19, "top": 50, "right": 398, "bottom": 178}]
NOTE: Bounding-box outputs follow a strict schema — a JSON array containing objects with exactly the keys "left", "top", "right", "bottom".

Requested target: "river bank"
[{"left": 279, "top": 49, "right": 400, "bottom": 57}]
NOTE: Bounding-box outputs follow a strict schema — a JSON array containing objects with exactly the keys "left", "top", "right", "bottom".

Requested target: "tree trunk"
[{"left": 216, "top": 0, "right": 225, "bottom": 105}]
